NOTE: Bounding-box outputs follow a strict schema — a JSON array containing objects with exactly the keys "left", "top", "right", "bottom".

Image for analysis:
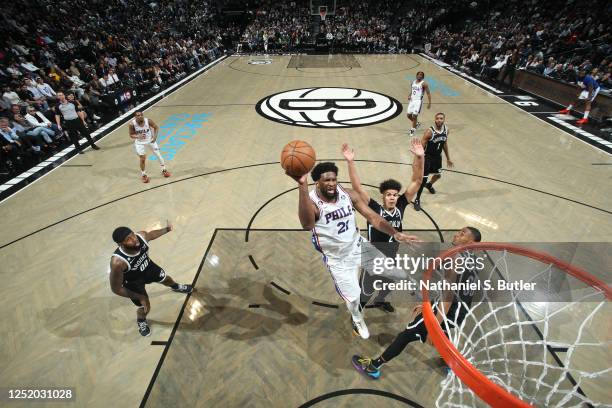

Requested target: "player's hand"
[
  {"left": 286, "top": 171, "right": 308, "bottom": 186},
  {"left": 140, "top": 295, "right": 151, "bottom": 314},
  {"left": 166, "top": 219, "right": 173, "bottom": 232},
  {"left": 393, "top": 232, "right": 422, "bottom": 243},
  {"left": 446, "top": 159, "right": 454, "bottom": 168},
  {"left": 411, "top": 304, "right": 423, "bottom": 320},
  {"left": 409, "top": 137, "right": 424, "bottom": 157},
  {"left": 341, "top": 143, "right": 355, "bottom": 161}
]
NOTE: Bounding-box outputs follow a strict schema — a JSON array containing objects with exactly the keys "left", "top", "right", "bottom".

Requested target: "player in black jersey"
[
  {"left": 109, "top": 221, "right": 193, "bottom": 337},
  {"left": 342, "top": 137, "right": 424, "bottom": 312},
  {"left": 351, "top": 226, "right": 481, "bottom": 379},
  {"left": 414, "top": 112, "right": 454, "bottom": 211}
]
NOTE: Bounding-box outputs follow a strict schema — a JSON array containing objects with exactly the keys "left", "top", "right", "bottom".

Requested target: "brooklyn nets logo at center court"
[{"left": 255, "top": 87, "right": 402, "bottom": 128}]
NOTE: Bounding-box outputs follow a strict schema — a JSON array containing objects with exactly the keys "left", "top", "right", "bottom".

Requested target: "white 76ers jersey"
[
  {"left": 133, "top": 118, "right": 153, "bottom": 144},
  {"left": 310, "top": 186, "right": 360, "bottom": 259},
  {"left": 411, "top": 80, "right": 424, "bottom": 100}
]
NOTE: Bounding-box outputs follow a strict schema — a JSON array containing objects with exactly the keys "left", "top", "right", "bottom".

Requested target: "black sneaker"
[
  {"left": 172, "top": 283, "right": 193, "bottom": 293},
  {"left": 377, "top": 302, "right": 395, "bottom": 313},
  {"left": 91, "top": 144, "right": 100, "bottom": 150},
  {"left": 413, "top": 199, "right": 421, "bottom": 211},
  {"left": 138, "top": 320, "right": 151, "bottom": 337},
  {"left": 78, "top": 150, "right": 85, "bottom": 154},
  {"left": 425, "top": 183, "right": 436, "bottom": 194}
]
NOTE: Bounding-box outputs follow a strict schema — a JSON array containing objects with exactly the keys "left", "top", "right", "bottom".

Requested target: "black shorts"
[
  {"left": 424, "top": 155, "right": 442, "bottom": 176},
  {"left": 123, "top": 264, "right": 166, "bottom": 307}
]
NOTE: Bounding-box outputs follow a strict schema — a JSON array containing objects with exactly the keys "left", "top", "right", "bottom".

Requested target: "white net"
[{"left": 430, "top": 246, "right": 612, "bottom": 408}]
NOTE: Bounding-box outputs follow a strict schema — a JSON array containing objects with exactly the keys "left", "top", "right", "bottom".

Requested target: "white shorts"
[
  {"left": 134, "top": 141, "right": 160, "bottom": 156},
  {"left": 322, "top": 237, "right": 410, "bottom": 303},
  {"left": 324, "top": 240, "right": 363, "bottom": 303},
  {"left": 578, "top": 87, "right": 600, "bottom": 102},
  {"left": 407, "top": 99, "right": 423, "bottom": 115}
]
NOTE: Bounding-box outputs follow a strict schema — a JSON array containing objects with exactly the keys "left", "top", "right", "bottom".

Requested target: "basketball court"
[{"left": 0, "top": 54, "right": 610, "bottom": 407}]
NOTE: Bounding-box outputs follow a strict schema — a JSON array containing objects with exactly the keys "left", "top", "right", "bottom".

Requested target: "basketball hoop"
[
  {"left": 422, "top": 242, "right": 612, "bottom": 408},
  {"left": 319, "top": 6, "right": 327, "bottom": 21}
]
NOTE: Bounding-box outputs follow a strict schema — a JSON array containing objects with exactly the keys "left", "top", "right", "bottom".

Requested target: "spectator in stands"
[
  {"left": 17, "top": 83, "right": 48, "bottom": 111},
  {"left": 35, "top": 77, "right": 57, "bottom": 101},
  {"left": 24, "top": 106, "right": 60, "bottom": 141},
  {"left": 3, "top": 86, "right": 22, "bottom": 106},
  {"left": 12, "top": 113, "right": 53, "bottom": 150},
  {"left": 0, "top": 117, "right": 40, "bottom": 155}
]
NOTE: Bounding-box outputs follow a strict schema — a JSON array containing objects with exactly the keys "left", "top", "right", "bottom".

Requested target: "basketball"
[{"left": 281, "top": 140, "right": 316, "bottom": 177}]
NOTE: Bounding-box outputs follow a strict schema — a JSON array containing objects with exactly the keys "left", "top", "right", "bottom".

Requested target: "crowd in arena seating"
[
  {"left": 424, "top": 0, "right": 612, "bottom": 90},
  {"left": 1, "top": 0, "right": 610, "bottom": 183},
  {"left": 319, "top": 1, "right": 403, "bottom": 53},
  {"left": 1, "top": 0, "right": 229, "bottom": 179},
  {"left": 239, "top": 1, "right": 312, "bottom": 53}
]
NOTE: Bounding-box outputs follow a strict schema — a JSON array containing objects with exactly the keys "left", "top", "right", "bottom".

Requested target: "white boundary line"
[
  {"left": 419, "top": 53, "right": 611, "bottom": 155},
  {"left": 0, "top": 55, "right": 228, "bottom": 205}
]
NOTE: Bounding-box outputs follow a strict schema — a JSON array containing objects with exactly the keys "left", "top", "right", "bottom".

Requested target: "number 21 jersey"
[{"left": 310, "top": 185, "right": 360, "bottom": 259}]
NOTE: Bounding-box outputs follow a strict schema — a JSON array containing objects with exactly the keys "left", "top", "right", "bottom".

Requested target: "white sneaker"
[
  {"left": 351, "top": 315, "right": 370, "bottom": 339},
  {"left": 409, "top": 128, "right": 415, "bottom": 136},
  {"left": 93, "top": 114, "right": 101, "bottom": 120}
]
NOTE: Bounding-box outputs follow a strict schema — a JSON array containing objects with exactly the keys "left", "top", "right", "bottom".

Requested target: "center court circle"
[{"left": 255, "top": 87, "right": 403, "bottom": 128}]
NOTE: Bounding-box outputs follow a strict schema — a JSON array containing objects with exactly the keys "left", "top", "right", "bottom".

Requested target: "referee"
[{"left": 54, "top": 91, "right": 100, "bottom": 154}]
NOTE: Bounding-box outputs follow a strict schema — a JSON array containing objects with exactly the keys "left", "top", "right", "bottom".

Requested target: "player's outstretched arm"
[
  {"left": 142, "top": 220, "right": 173, "bottom": 241},
  {"left": 342, "top": 143, "right": 370, "bottom": 203},
  {"left": 405, "top": 137, "right": 425, "bottom": 202},
  {"left": 287, "top": 173, "right": 318, "bottom": 230},
  {"left": 437, "top": 267, "right": 458, "bottom": 324},
  {"left": 351, "top": 190, "right": 420, "bottom": 242}
]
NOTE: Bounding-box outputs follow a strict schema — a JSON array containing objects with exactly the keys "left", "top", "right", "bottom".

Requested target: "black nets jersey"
[
  {"left": 111, "top": 234, "right": 160, "bottom": 283},
  {"left": 424, "top": 124, "right": 448, "bottom": 157}
]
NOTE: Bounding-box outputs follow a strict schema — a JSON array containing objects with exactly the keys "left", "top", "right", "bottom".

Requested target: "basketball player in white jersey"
[
  {"left": 287, "top": 158, "right": 419, "bottom": 339},
  {"left": 407, "top": 71, "right": 431, "bottom": 136},
  {"left": 128, "top": 111, "right": 171, "bottom": 183}
]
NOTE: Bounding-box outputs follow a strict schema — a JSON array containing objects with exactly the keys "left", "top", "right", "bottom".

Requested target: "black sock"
[
  {"left": 171, "top": 283, "right": 179, "bottom": 289},
  {"left": 372, "top": 357, "right": 385, "bottom": 369},
  {"left": 416, "top": 177, "right": 428, "bottom": 201}
]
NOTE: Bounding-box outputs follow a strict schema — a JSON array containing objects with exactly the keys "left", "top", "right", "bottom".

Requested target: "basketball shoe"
[
  {"left": 558, "top": 108, "right": 570, "bottom": 114},
  {"left": 351, "top": 315, "right": 370, "bottom": 339},
  {"left": 425, "top": 182, "right": 436, "bottom": 194},
  {"left": 162, "top": 169, "right": 171, "bottom": 178},
  {"left": 576, "top": 118, "right": 588, "bottom": 125},
  {"left": 137, "top": 320, "right": 151, "bottom": 337},
  {"left": 141, "top": 174, "right": 150, "bottom": 183},
  {"left": 351, "top": 355, "right": 381, "bottom": 379},
  {"left": 413, "top": 199, "right": 422, "bottom": 211},
  {"left": 172, "top": 283, "right": 193, "bottom": 293}
]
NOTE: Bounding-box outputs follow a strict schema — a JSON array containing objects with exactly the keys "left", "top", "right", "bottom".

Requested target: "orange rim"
[{"left": 421, "top": 242, "right": 612, "bottom": 408}]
